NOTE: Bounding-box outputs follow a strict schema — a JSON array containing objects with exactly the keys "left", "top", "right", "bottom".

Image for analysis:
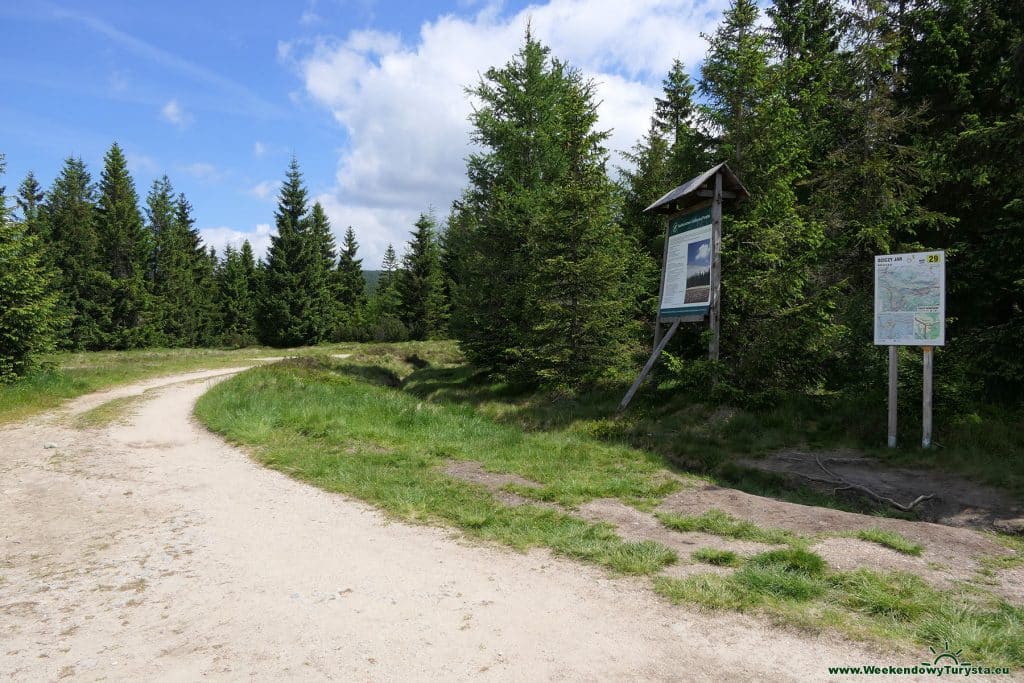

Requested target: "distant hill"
[{"left": 363, "top": 270, "right": 382, "bottom": 293}]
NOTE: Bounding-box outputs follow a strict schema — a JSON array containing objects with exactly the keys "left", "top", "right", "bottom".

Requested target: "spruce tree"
[
  {"left": 456, "top": 31, "right": 636, "bottom": 385},
  {"left": 654, "top": 60, "right": 709, "bottom": 184},
  {"left": 897, "top": 0, "right": 1024, "bottom": 400},
  {"left": 217, "top": 244, "right": 257, "bottom": 345},
  {"left": 146, "top": 176, "right": 186, "bottom": 346},
  {"left": 0, "top": 156, "right": 60, "bottom": 381},
  {"left": 43, "top": 157, "right": 108, "bottom": 349},
  {"left": 336, "top": 226, "right": 367, "bottom": 336},
  {"left": 16, "top": 171, "right": 46, "bottom": 239},
  {"left": 397, "top": 213, "right": 447, "bottom": 340},
  {"left": 306, "top": 201, "right": 338, "bottom": 342},
  {"left": 258, "top": 157, "right": 318, "bottom": 347},
  {"left": 699, "top": 0, "right": 836, "bottom": 397},
  {"left": 95, "top": 142, "right": 148, "bottom": 349},
  {"left": 178, "top": 194, "right": 220, "bottom": 346},
  {"left": 366, "top": 243, "right": 405, "bottom": 339}
]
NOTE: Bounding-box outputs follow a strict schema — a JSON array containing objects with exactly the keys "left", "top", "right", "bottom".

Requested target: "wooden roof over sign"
[{"left": 643, "top": 162, "right": 749, "bottom": 214}]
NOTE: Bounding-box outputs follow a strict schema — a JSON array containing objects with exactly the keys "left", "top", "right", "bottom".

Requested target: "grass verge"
[
  {"left": 194, "top": 357, "right": 684, "bottom": 576},
  {"left": 0, "top": 341, "right": 455, "bottom": 425},
  {"left": 691, "top": 548, "right": 740, "bottom": 567},
  {"left": 852, "top": 528, "right": 924, "bottom": 556},
  {"left": 655, "top": 549, "right": 1024, "bottom": 668},
  {"left": 73, "top": 395, "right": 147, "bottom": 429},
  {"left": 656, "top": 508, "right": 800, "bottom": 546}
]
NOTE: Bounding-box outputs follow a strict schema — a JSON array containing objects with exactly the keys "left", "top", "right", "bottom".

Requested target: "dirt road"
[{"left": 1, "top": 369, "right": 909, "bottom": 681}]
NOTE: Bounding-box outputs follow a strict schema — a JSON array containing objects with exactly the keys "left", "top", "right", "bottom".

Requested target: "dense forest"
[
  {"left": 0, "top": 147, "right": 445, "bottom": 382},
  {"left": 2, "top": 0, "right": 1021, "bottom": 412}
]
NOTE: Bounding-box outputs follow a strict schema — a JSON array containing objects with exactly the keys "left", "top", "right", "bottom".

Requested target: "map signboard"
[
  {"left": 874, "top": 251, "right": 945, "bottom": 346},
  {"left": 659, "top": 206, "right": 712, "bottom": 318}
]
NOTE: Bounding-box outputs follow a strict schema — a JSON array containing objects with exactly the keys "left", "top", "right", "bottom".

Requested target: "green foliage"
[
  {"left": 95, "top": 142, "right": 149, "bottom": 349},
  {"left": 453, "top": 31, "right": 638, "bottom": 387},
  {"left": 0, "top": 157, "right": 60, "bottom": 381},
  {"left": 334, "top": 226, "right": 368, "bottom": 339},
  {"left": 397, "top": 213, "right": 447, "bottom": 340},
  {"left": 364, "top": 243, "right": 408, "bottom": 341},
  {"left": 897, "top": 0, "right": 1024, "bottom": 402},
  {"left": 217, "top": 242, "right": 258, "bottom": 346},
  {"left": 145, "top": 178, "right": 220, "bottom": 347},
  {"left": 258, "top": 157, "right": 327, "bottom": 347},
  {"left": 41, "top": 157, "right": 107, "bottom": 350}
]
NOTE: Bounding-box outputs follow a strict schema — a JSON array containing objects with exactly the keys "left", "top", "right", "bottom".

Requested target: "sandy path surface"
[{"left": 1, "top": 370, "right": 920, "bottom": 681}]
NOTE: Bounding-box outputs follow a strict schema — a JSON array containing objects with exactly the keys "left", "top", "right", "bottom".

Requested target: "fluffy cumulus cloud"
[
  {"left": 289, "top": 0, "right": 726, "bottom": 265},
  {"left": 248, "top": 179, "right": 280, "bottom": 200},
  {"left": 200, "top": 223, "right": 274, "bottom": 259},
  {"left": 160, "top": 98, "right": 192, "bottom": 127}
]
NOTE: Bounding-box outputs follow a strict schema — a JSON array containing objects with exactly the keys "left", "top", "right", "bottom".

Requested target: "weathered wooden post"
[{"left": 619, "top": 163, "right": 748, "bottom": 411}]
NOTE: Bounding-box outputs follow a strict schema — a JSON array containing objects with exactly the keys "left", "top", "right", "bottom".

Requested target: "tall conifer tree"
[
  {"left": 258, "top": 157, "right": 318, "bottom": 347},
  {"left": 0, "top": 156, "right": 60, "bottom": 380},
  {"left": 397, "top": 213, "right": 447, "bottom": 340},
  {"left": 95, "top": 142, "right": 148, "bottom": 348},
  {"left": 43, "top": 157, "right": 107, "bottom": 349},
  {"left": 454, "top": 31, "right": 636, "bottom": 385}
]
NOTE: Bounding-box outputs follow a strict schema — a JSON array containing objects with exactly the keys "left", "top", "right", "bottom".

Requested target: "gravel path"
[{"left": 1, "top": 370, "right": 916, "bottom": 681}]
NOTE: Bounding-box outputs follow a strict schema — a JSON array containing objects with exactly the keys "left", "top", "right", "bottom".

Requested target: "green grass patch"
[
  {"left": 853, "top": 528, "right": 924, "bottom": 556},
  {"left": 657, "top": 541, "right": 1024, "bottom": 666},
  {"left": 656, "top": 508, "right": 800, "bottom": 546},
  {"left": 655, "top": 560, "right": 1024, "bottom": 668},
  {"left": 194, "top": 357, "right": 686, "bottom": 576},
  {"left": 0, "top": 341, "right": 461, "bottom": 425},
  {"left": 73, "top": 395, "right": 146, "bottom": 428},
  {"left": 691, "top": 548, "right": 740, "bottom": 567}
]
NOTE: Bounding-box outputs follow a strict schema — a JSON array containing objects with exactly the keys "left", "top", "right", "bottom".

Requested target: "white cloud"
[
  {"left": 290, "top": 0, "right": 725, "bottom": 267},
  {"left": 248, "top": 180, "right": 280, "bottom": 200},
  {"left": 182, "top": 162, "right": 220, "bottom": 180},
  {"left": 200, "top": 223, "right": 274, "bottom": 260},
  {"left": 253, "top": 141, "right": 267, "bottom": 156},
  {"left": 161, "top": 98, "right": 192, "bottom": 127},
  {"left": 125, "top": 151, "right": 157, "bottom": 174},
  {"left": 696, "top": 243, "right": 710, "bottom": 261}
]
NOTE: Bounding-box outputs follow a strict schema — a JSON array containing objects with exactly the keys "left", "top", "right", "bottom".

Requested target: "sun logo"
[{"left": 922, "top": 642, "right": 971, "bottom": 667}]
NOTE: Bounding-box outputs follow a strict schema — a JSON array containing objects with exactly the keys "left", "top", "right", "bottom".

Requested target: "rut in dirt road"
[{"left": 1, "top": 369, "right": 921, "bottom": 682}]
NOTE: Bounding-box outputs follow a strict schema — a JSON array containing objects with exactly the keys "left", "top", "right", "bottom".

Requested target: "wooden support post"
[
  {"left": 653, "top": 214, "right": 672, "bottom": 348},
  {"left": 618, "top": 320, "right": 681, "bottom": 412},
  {"left": 708, "top": 172, "right": 723, "bottom": 361},
  {"left": 887, "top": 345, "right": 898, "bottom": 448},
  {"left": 922, "top": 346, "right": 934, "bottom": 448}
]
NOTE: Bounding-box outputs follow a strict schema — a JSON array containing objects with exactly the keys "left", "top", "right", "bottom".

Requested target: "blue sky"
[{"left": 1, "top": 0, "right": 728, "bottom": 267}]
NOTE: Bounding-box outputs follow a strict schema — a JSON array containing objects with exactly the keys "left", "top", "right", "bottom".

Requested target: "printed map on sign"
[{"left": 874, "top": 251, "right": 945, "bottom": 346}]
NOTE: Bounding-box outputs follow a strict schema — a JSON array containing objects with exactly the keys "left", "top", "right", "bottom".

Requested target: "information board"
[
  {"left": 874, "top": 251, "right": 945, "bottom": 346},
  {"left": 659, "top": 207, "right": 712, "bottom": 318}
]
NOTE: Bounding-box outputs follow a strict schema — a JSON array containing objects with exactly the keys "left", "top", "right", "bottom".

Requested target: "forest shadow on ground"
[{"left": 400, "top": 361, "right": 1024, "bottom": 528}]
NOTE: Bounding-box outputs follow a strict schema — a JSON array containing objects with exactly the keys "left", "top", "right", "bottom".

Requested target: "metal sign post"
[
  {"left": 888, "top": 346, "right": 898, "bottom": 448},
  {"left": 922, "top": 346, "right": 934, "bottom": 448},
  {"left": 873, "top": 251, "right": 945, "bottom": 448}
]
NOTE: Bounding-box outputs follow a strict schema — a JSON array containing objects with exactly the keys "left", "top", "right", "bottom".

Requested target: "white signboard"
[
  {"left": 660, "top": 207, "right": 712, "bottom": 318},
  {"left": 874, "top": 251, "right": 945, "bottom": 346}
]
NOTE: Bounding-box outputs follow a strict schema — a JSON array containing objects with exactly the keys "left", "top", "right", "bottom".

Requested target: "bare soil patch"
[{"left": 741, "top": 449, "right": 1023, "bottom": 529}]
